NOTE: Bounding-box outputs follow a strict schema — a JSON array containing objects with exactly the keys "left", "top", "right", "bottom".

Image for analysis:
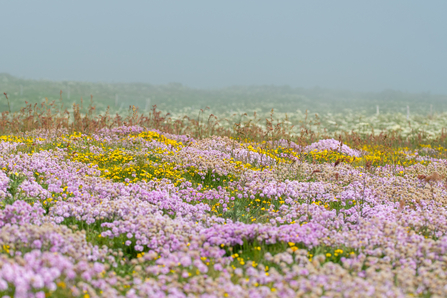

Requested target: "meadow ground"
[{"left": 1, "top": 104, "right": 447, "bottom": 297}]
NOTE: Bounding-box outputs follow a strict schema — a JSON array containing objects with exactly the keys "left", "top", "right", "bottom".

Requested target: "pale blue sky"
[{"left": 1, "top": 0, "right": 446, "bottom": 93}]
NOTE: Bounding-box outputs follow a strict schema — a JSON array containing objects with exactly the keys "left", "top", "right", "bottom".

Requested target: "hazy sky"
[{"left": 1, "top": 1, "right": 446, "bottom": 93}]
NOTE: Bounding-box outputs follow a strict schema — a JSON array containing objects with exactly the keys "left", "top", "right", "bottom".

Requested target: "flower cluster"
[
  {"left": 0, "top": 127, "right": 447, "bottom": 297},
  {"left": 304, "top": 138, "right": 362, "bottom": 157}
]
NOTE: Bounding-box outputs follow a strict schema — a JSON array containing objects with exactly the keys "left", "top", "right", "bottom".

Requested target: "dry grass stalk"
[
  {"left": 334, "top": 159, "right": 342, "bottom": 167},
  {"left": 398, "top": 199, "right": 405, "bottom": 211},
  {"left": 425, "top": 172, "right": 443, "bottom": 183},
  {"left": 311, "top": 169, "right": 321, "bottom": 175}
]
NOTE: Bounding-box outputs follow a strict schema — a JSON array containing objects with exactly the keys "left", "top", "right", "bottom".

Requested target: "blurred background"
[{"left": 1, "top": 1, "right": 446, "bottom": 135}]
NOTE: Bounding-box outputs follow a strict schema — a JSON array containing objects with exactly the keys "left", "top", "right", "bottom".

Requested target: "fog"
[{"left": 1, "top": 0, "right": 446, "bottom": 93}]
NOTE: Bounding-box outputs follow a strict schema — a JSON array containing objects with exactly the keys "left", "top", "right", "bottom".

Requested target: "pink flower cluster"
[
  {"left": 304, "top": 138, "right": 363, "bottom": 157},
  {"left": 0, "top": 127, "right": 446, "bottom": 297}
]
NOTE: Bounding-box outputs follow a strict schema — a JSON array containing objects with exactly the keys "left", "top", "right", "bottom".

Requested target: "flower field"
[{"left": 2, "top": 122, "right": 447, "bottom": 297}]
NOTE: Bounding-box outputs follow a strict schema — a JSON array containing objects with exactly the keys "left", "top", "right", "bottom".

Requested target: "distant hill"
[{"left": 0, "top": 73, "right": 444, "bottom": 116}]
